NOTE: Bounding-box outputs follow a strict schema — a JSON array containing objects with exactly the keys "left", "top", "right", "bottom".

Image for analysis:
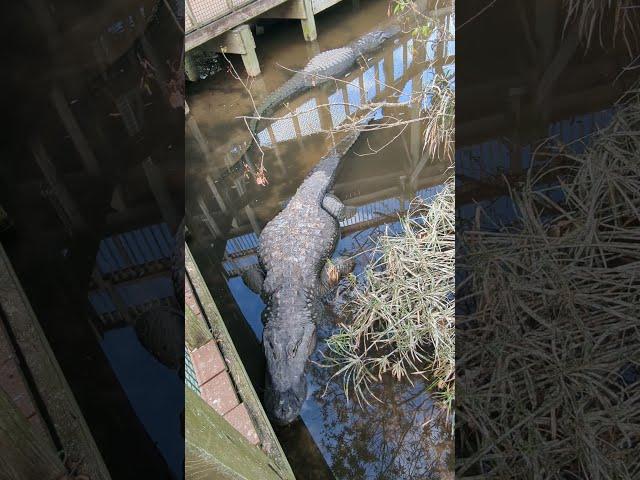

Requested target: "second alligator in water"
[
  {"left": 222, "top": 25, "right": 399, "bottom": 180},
  {"left": 242, "top": 113, "right": 375, "bottom": 425}
]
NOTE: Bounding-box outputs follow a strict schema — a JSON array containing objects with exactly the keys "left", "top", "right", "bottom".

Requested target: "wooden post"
[
  {"left": 305, "top": 39, "right": 321, "bottom": 58},
  {"left": 235, "top": 25, "right": 261, "bottom": 77},
  {"left": 300, "top": 0, "right": 317, "bottom": 42},
  {"left": 185, "top": 52, "right": 199, "bottom": 82}
]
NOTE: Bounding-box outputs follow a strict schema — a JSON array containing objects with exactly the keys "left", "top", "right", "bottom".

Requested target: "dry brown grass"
[
  {"left": 323, "top": 182, "right": 455, "bottom": 415},
  {"left": 563, "top": 0, "right": 640, "bottom": 54},
  {"left": 456, "top": 94, "right": 640, "bottom": 478}
]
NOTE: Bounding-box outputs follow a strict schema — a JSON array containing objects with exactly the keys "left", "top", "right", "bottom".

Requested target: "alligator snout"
[{"left": 264, "top": 377, "right": 307, "bottom": 425}]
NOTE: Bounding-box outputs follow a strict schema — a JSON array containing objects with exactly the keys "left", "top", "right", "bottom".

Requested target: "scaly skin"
[
  {"left": 256, "top": 116, "right": 373, "bottom": 424},
  {"left": 220, "top": 25, "right": 400, "bottom": 181}
]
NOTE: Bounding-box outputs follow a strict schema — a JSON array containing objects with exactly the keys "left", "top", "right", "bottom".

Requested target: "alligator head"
[
  {"left": 261, "top": 288, "right": 318, "bottom": 424},
  {"left": 352, "top": 24, "right": 401, "bottom": 55}
]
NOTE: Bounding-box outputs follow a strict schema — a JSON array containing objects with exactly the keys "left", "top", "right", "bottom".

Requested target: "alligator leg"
[
  {"left": 320, "top": 255, "right": 356, "bottom": 292},
  {"left": 322, "top": 193, "right": 357, "bottom": 221},
  {"left": 241, "top": 265, "right": 265, "bottom": 295}
]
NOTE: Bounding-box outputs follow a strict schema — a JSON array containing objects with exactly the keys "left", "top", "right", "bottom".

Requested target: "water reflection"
[
  {"left": 2, "top": 0, "right": 184, "bottom": 477},
  {"left": 186, "top": 1, "right": 453, "bottom": 477}
]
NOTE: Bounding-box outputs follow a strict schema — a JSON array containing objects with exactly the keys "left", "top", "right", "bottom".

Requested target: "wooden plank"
[
  {"left": 0, "top": 388, "right": 66, "bottom": 480},
  {"left": 311, "top": 0, "right": 343, "bottom": 14},
  {"left": 185, "top": 245, "right": 296, "bottom": 480},
  {"left": 185, "top": 388, "right": 284, "bottom": 480},
  {"left": 198, "top": 28, "right": 248, "bottom": 55},
  {"left": 186, "top": 0, "right": 289, "bottom": 51},
  {"left": 186, "top": 305, "right": 213, "bottom": 352},
  {"left": 260, "top": 0, "right": 306, "bottom": 19},
  {"left": 0, "top": 244, "right": 111, "bottom": 480}
]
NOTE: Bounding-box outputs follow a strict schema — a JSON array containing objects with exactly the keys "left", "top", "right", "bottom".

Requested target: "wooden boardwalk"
[
  {"left": 184, "top": 245, "right": 296, "bottom": 479},
  {"left": 185, "top": 0, "right": 351, "bottom": 78}
]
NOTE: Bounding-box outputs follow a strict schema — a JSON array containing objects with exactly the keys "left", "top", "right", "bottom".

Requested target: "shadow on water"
[{"left": 186, "top": 0, "right": 453, "bottom": 478}]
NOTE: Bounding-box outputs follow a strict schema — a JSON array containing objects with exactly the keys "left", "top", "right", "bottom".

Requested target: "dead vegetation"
[
  {"left": 456, "top": 91, "right": 640, "bottom": 478},
  {"left": 322, "top": 181, "right": 455, "bottom": 416}
]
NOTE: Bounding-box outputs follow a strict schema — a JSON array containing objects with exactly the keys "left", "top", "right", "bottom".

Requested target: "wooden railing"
[{"left": 185, "top": 0, "right": 255, "bottom": 33}]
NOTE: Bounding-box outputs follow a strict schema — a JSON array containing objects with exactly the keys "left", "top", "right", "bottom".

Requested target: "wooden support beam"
[
  {"left": 236, "top": 25, "right": 261, "bottom": 77},
  {"left": 185, "top": 0, "right": 288, "bottom": 51},
  {"left": 311, "top": 0, "right": 343, "bottom": 14},
  {"left": 300, "top": 0, "right": 317, "bottom": 41},
  {"left": 260, "top": 0, "right": 306, "bottom": 19},
  {"left": 197, "top": 25, "right": 261, "bottom": 76},
  {"left": 184, "top": 52, "right": 199, "bottom": 82}
]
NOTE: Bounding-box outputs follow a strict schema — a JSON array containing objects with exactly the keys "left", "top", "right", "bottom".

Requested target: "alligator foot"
[
  {"left": 321, "top": 255, "right": 356, "bottom": 292},
  {"left": 322, "top": 193, "right": 355, "bottom": 221},
  {"left": 241, "top": 265, "right": 265, "bottom": 295}
]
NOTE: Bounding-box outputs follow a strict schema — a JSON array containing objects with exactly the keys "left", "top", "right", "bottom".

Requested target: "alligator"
[
  {"left": 219, "top": 25, "right": 400, "bottom": 181},
  {"left": 241, "top": 113, "right": 375, "bottom": 425}
]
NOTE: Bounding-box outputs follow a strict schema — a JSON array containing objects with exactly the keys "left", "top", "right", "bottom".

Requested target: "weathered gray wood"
[
  {"left": 185, "top": 306, "right": 213, "bottom": 352},
  {"left": 185, "top": 246, "right": 296, "bottom": 480},
  {"left": 260, "top": 0, "right": 306, "bottom": 19},
  {"left": 185, "top": 53, "right": 199, "bottom": 82},
  {"left": 311, "top": 0, "right": 343, "bottom": 14},
  {"left": 200, "top": 28, "right": 249, "bottom": 55},
  {"left": 186, "top": 388, "right": 285, "bottom": 480},
  {"left": 0, "top": 244, "right": 111, "bottom": 480},
  {"left": 186, "top": 0, "right": 289, "bottom": 51},
  {"left": 236, "top": 25, "right": 261, "bottom": 76},
  {"left": 300, "top": 0, "right": 317, "bottom": 41},
  {"left": 0, "top": 388, "right": 66, "bottom": 480}
]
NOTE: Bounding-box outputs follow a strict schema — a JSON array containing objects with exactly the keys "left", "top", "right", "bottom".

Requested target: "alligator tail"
[
  {"left": 329, "top": 110, "right": 377, "bottom": 158},
  {"left": 251, "top": 73, "right": 307, "bottom": 135},
  {"left": 216, "top": 73, "right": 308, "bottom": 183}
]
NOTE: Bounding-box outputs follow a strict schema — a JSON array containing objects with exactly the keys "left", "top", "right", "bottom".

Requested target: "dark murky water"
[{"left": 186, "top": 0, "right": 453, "bottom": 478}]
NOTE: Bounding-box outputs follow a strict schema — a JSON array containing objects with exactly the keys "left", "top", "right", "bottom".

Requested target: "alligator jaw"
[{"left": 264, "top": 375, "right": 307, "bottom": 425}]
